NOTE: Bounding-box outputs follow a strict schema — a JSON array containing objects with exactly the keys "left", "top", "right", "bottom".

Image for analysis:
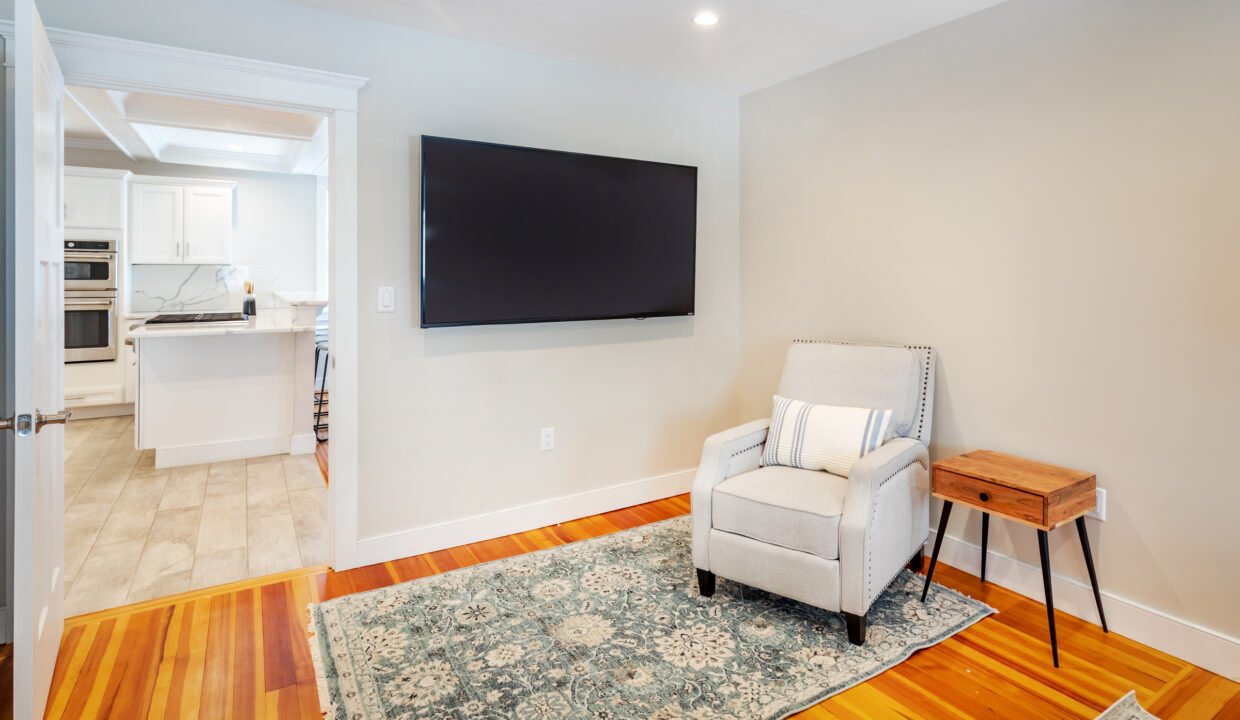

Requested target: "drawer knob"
[{"left": 979, "top": 492, "right": 990, "bottom": 502}]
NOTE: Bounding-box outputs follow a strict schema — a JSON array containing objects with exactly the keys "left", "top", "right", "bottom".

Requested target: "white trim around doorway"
[{"left": 0, "top": 19, "right": 368, "bottom": 572}]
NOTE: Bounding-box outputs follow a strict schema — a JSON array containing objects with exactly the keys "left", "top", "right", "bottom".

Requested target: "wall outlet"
[
  {"left": 540, "top": 427, "right": 555, "bottom": 451},
  {"left": 377, "top": 286, "right": 395, "bottom": 313},
  {"left": 1086, "top": 488, "right": 1107, "bottom": 522}
]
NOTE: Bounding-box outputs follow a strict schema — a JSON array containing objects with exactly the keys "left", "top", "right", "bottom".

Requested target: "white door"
[
  {"left": 129, "top": 182, "right": 184, "bottom": 263},
  {"left": 183, "top": 184, "right": 234, "bottom": 264},
  {"left": 12, "top": 1, "right": 69, "bottom": 718}
]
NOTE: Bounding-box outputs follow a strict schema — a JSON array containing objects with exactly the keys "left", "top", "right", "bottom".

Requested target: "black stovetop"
[{"left": 145, "top": 312, "right": 247, "bottom": 325}]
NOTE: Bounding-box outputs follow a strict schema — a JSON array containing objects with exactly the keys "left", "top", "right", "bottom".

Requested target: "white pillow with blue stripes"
[{"left": 761, "top": 395, "right": 894, "bottom": 477}]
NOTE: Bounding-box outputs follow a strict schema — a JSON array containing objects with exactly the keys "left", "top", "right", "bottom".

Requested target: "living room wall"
[
  {"left": 25, "top": 0, "right": 740, "bottom": 547},
  {"left": 739, "top": 0, "right": 1240, "bottom": 643}
]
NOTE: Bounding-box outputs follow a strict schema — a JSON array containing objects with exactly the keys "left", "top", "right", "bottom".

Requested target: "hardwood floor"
[{"left": 21, "top": 494, "right": 1240, "bottom": 718}]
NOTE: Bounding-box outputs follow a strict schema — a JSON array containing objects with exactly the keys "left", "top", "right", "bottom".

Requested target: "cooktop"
[{"left": 145, "top": 312, "right": 248, "bottom": 325}]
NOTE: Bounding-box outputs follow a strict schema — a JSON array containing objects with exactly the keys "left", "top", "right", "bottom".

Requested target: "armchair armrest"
[
  {"left": 691, "top": 418, "right": 770, "bottom": 570},
  {"left": 839, "top": 437, "right": 931, "bottom": 615}
]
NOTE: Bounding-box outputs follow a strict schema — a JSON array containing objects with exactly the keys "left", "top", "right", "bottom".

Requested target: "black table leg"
[
  {"left": 921, "top": 501, "right": 953, "bottom": 602},
  {"left": 1076, "top": 517, "right": 1108, "bottom": 632},
  {"left": 980, "top": 512, "right": 990, "bottom": 582},
  {"left": 1037, "top": 529, "right": 1059, "bottom": 667}
]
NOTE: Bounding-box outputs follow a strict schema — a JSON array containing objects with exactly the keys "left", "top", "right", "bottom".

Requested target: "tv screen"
[{"left": 420, "top": 136, "right": 698, "bottom": 327}]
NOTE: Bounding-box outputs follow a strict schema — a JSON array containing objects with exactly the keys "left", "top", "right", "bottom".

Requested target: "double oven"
[{"left": 64, "top": 239, "right": 119, "bottom": 363}]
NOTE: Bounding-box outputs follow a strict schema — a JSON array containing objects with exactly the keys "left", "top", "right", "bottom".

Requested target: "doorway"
[
  {"left": 2, "top": 11, "right": 365, "bottom": 717},
  {"left": 59, "top": 87, "right": 334, "bottom": 613}
]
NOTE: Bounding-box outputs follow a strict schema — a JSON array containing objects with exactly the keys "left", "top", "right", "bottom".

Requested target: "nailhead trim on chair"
[
  {"left": 865, "top": 458, "right": 928, "bottom": 609},
  {"left": 791, "top": 340, "right": 935, "bottom": 444},
  {"left": 731, "top": 442, "right": 764, "bottom": 459}
]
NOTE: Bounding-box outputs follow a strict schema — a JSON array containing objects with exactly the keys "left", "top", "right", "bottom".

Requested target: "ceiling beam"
[{"left": 64, "top": 87, "right": 157, "bottom": 161}]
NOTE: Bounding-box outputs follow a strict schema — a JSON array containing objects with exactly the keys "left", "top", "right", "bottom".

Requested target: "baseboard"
[
  {"left": 355, "top": 467, "right": 695, "bottom": 567},
  {"left": 289, "top": 432, "right": 316, "bottom": 456},
  {"left": 0, "top": 605, "right": 9, "bottom": 644},
  {"left": 930, "top": 530, "right": 1240, "bottom": 682},
  {"left": 154, "top": 435, "right": 291, "bottom": 468}
]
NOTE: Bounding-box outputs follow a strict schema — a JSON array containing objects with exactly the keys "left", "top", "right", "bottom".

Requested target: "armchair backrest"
[{"left": 776, "top": 340, "right": 937, "bottom": 446}]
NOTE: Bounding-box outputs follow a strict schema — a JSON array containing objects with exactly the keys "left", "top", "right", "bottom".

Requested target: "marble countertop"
[
  {"left": 127, "top": 308, "right": 315, "bottom": 339},
  {"left": 274, "top": 290, "right": 329, "bottom": 307}
]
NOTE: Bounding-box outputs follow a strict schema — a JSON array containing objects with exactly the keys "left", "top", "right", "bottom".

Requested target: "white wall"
[
  {"left": 65, "top": 148, "right": 318, "bottom": 312},
  {"left": 740, "top": 0, "right": 1240, "bottom": 642},
  {"left": 37, "top": 0, "right": 741, "bottom": 542}
]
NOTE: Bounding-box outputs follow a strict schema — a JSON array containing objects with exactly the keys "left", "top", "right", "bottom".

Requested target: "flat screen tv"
[{"left": 420, "top": 136, "right": 698, "bottom": 328}]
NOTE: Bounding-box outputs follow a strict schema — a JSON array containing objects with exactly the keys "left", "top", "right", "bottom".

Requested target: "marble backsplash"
[{"left": 129, "top": 264, "right": 288, "bottom": 314}]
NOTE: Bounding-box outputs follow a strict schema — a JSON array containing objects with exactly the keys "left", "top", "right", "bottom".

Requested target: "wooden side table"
[{"left": 920, "top": 450, "right": 1108, "bottom": 667}]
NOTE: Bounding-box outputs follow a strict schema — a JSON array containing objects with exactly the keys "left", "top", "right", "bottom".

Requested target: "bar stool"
[{"left": 313, "top": 338, "right": 329, "bottom": 442}]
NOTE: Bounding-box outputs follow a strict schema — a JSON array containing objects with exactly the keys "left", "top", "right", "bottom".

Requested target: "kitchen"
[{"left": 60, "top": 88, "right": 332, "bottom": 615}]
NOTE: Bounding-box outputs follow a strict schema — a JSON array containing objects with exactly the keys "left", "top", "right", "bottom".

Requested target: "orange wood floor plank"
[{"left": 9, "top": 493, "right": 1236, "bottom": 719}]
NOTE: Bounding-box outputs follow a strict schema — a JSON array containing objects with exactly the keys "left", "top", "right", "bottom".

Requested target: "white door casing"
[{"left": 13, "top": 0, "right": 67, "bottom": 717}]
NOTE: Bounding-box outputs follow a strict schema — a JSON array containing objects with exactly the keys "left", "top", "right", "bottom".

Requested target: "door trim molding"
[{"left": 0, "top": 19, "right": 367, "bottom": 571}]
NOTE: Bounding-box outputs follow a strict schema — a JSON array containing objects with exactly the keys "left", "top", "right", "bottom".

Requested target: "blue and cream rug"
[
  {"left": 309, "top": 516, "right": 994, "bottom": 719},
  {"left": 1096, "top": 691, "right": 1160, "bottom": 720}
]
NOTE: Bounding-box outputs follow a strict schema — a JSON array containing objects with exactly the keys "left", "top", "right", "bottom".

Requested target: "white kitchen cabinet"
[
  {"left": 183, "top": 185, "right": 234, "bottom": 264},
  {"left": 129, "top": 177, "right": 235, "bottom": 264},
  {"left": 65, "top": 168, "right": 130, "bottom": 230},
  {"left": 130, "top": 183, "right": 184, "bottom": 263}
]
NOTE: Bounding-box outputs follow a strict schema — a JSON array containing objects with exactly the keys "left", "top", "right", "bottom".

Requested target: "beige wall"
[
  {"left": 740, "top": 0, "right": 1240, "bottom": 637},
  {"left": 29, "top": 0, "right": 741, "bottom": 539}
]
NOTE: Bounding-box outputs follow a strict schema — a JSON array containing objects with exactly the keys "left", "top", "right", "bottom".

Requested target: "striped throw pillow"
[{"left": 761, "top": 395, "right": 894, "bottom": 477}]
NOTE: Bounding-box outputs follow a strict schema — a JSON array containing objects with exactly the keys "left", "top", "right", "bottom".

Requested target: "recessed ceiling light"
[{"left": 693, "top": 11, "right": 719, "bottom": 27}]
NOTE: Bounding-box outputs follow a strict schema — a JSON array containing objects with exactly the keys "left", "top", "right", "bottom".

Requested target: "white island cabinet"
[{"left": 129, "top": 309, "right": 317, "bottom": 468}]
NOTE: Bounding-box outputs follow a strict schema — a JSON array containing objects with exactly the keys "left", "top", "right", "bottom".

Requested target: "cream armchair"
[{"left": 692, "top": 341, "right": 936, "bottom": 645}]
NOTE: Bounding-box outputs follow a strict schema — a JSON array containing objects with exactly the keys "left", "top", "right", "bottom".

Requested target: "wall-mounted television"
[{"left": 420, "top": 136, "right": 698, "bottom": 328}]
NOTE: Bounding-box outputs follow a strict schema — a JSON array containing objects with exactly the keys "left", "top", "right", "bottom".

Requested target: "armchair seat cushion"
[{"left": 712, "top": 466, "right": 849, "bottom": 560}]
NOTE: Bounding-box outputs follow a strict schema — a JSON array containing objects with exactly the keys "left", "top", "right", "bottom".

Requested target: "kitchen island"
[{"left": 128, "top": 308, "right": 317, "bottom": 468}]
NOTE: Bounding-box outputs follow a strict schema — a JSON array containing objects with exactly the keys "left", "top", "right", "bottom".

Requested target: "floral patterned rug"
[
  {"left": 309, "top": 515, "right": 995, "bottom": 719},
  {"left": 1096, "top": 691, "right": 1160, "bottom": 720}
]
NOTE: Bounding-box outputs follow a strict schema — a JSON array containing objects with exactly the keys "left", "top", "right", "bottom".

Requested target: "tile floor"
[{"left": 63, "top": 415, "right": 328, "bottom": 617}]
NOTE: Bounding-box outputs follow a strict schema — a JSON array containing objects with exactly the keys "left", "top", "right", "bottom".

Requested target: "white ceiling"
[
  {"left": 290, "top": 0, "right": 1008, "bottom": 95},
  {"left": 64, "top": 86, "right": 329, "bottom": 175}
]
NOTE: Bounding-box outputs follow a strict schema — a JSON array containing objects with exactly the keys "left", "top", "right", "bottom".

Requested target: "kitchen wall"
[
  {"left": 740, "top": 0, "right": 1240, "bottom": 639},
  {"left": 65, "top": 147, "right": 318, "bottom": 313},
  {"left": 36, "top": 0, "right": 741, "bottom": 541}
]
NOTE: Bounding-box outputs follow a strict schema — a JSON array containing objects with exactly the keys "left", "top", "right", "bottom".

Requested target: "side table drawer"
[{"left": 934, "top": 469, "right": 1044, "bottom": 526}]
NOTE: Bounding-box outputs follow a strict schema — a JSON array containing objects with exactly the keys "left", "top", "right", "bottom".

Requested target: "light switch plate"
[{"left": 377, "top": 286, "right": 395, "bottom": 313}]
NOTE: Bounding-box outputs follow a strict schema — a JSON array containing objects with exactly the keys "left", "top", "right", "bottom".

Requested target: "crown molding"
[{"left": 0, "top": 19, "right": 366, "bottom": 91}]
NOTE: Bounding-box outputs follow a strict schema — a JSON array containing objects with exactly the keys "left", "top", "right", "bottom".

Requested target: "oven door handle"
[{"left": 64, "top": 299, "right": 115, "bottom": 308}]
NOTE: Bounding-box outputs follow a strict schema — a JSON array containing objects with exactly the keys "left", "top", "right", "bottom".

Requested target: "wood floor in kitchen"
[{"left": 63, "top": 416, "right": 328, "bottom": 616}]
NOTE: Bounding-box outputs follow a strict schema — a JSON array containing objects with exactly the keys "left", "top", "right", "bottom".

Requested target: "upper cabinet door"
[
  {"left": 64, "top": 174, "right": 126, "bottom": 230},
  {"left": 130, "top": 182, "right": 184, "bottom": 263},
  {"left": 183, "top": 185, "right": 234, "bottom": 265}
]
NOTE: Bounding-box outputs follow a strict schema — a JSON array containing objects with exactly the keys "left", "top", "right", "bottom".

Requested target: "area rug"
[
  {"left": 1096, "top": 691, "right": 1160, "bottom": 720},
  {"left": 309, "top": 515, "right": 995, "bottom": 719}
]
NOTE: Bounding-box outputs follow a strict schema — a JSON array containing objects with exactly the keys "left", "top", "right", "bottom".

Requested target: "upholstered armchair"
[{"left": 691, "top": 341, "right": 937, "bottom": 645}]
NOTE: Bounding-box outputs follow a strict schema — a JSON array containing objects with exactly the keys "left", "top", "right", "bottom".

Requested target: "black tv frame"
[{"left": 419, "top": 135, "right": 698, "bottom": 329}]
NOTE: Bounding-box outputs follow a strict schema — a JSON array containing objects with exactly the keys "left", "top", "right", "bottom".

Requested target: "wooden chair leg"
[{"left": 844, "top": 612, "right": 866, "bottom": 645}]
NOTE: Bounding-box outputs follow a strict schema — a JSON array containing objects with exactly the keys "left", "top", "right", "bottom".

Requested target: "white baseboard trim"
[
  {"left": 929, "top": 531, "right": 1240, "bottom": 682},
  {"left": 154, "top": 435, "right": 291, "bottom": 468},
  {"left": 289, "top": 432, "right": 316, "bottom": 456},
  {"left": 355, "top": 468, "right": 696, "bottom": 567}
]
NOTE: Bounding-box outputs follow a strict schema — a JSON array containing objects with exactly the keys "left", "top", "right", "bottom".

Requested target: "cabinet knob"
[{"left": 979, "top": 492, "right": 990, "bottom": 502}]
